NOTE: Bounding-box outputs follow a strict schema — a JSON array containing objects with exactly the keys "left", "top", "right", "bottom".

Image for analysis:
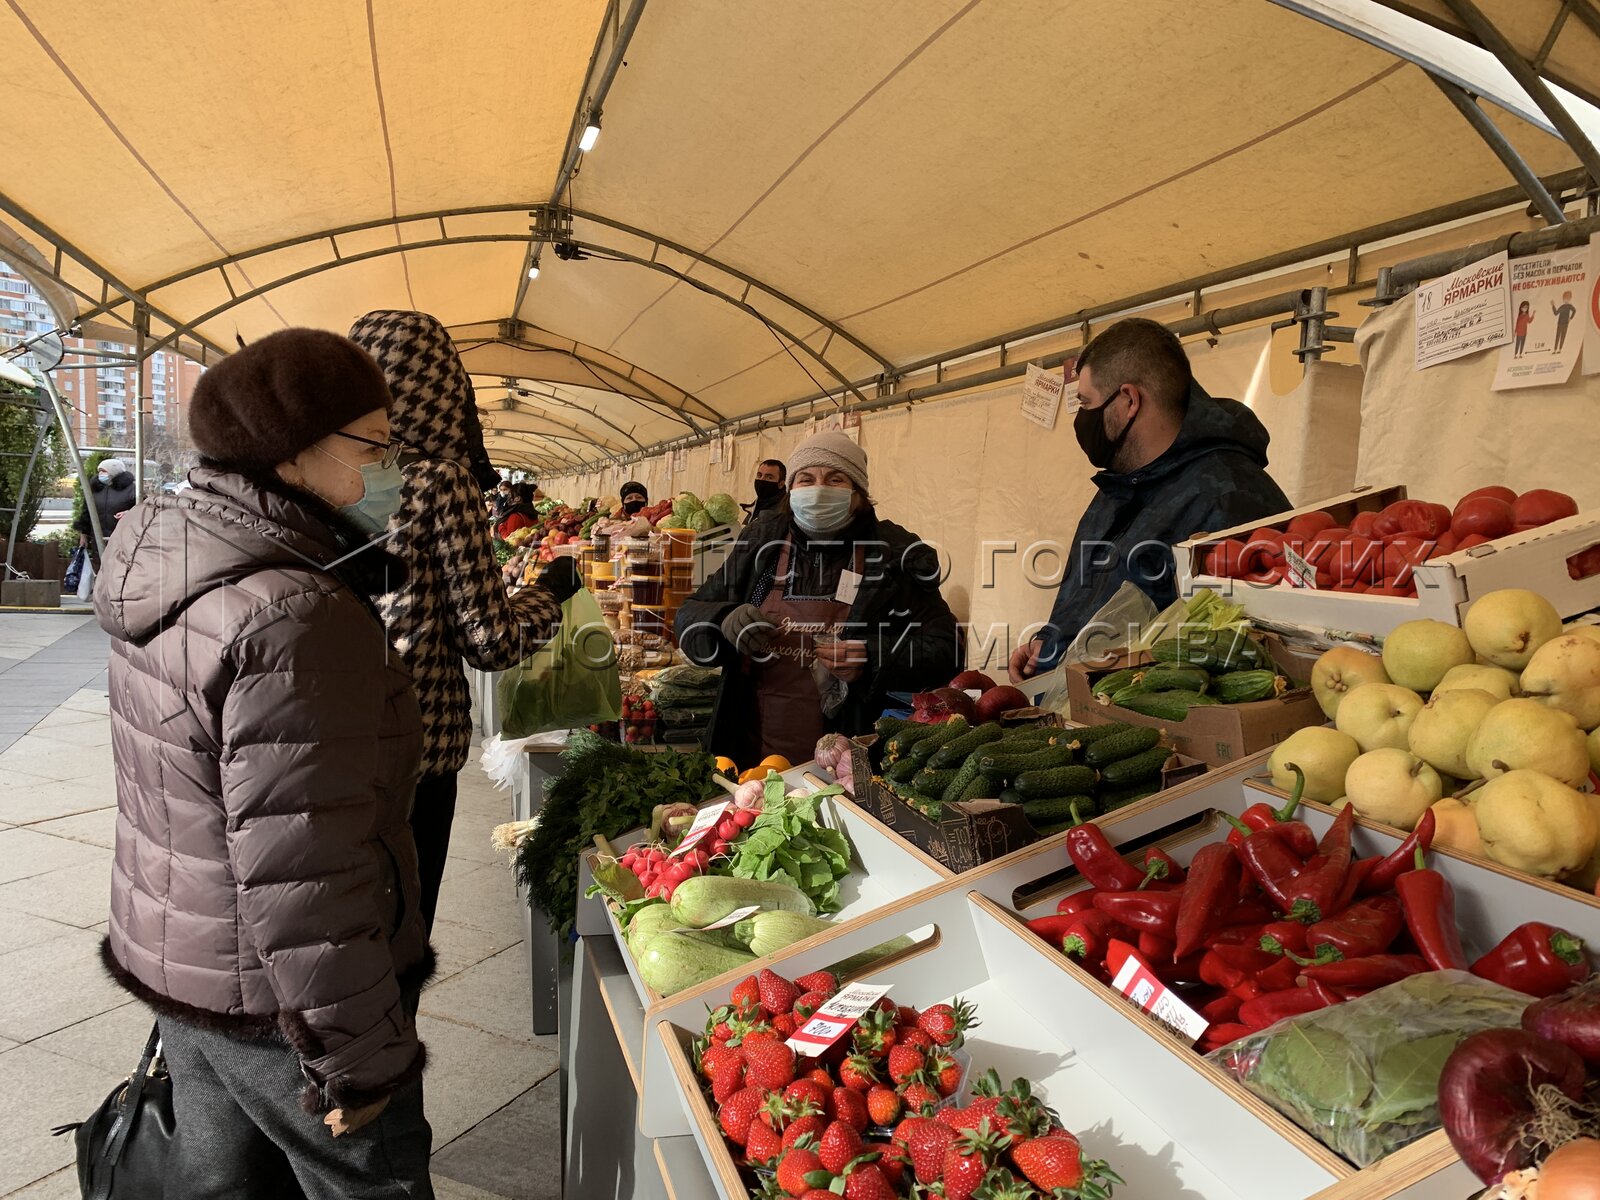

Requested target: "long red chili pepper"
[
  {"left": 1141, "top": 847, "right": 1186, "bottom": 885},
  {"left": 1238, "top": 987, "right": 1331, "bottom": 1029},
  {"left": 1199, "top": 993, "right": 1242, "bottom": 1024},
  {"left": 1224, "top": 816, "right": 1308, "bottom": 911},
  {"left": 1229, "top": 765, "right": 1317, "bottom": 857},
  {"left": 1260, "top": 920, "right": 1310, "bottom": 956},
  {"left": 1394, "top": 846, "right": 1467, "bottom": 971},
  {"left": 1199, "top": 1021, "right": 1254, "bottom": 1053},
  {"left": 1173, "top": 842, "right": 1242, "bottom": 960},
  {"left": 1139, "top": 930, "right": 1175, "bottom": 961},
  {"left": 1470, "top": 922, "right": 1591, "bottom": 998},
  {"left": 1250, "top": 954, "right": 1302, "bottom": 996},
  {"left": 1054, "top": 889, "right": 1098, "bottom": 916},
  {"left": 1058, "top": 909, "right": 1126, "bottom": 966},
  {"left": 1280, "top": 804, "right": 1356, "bottom": 924},
  {"left": 1025, "top": 913, "right": 1085, "bottom": 943},
  {"left": 1300, "top": 953, "right": 1427, "bottom": 991},
  {"left": 1358, "top": 808, "right": 1436, "bottom": 897},
  {"left": 1303, "top": 977, "right": 1343, "bottom": 1008},
  {"left": 1091, "top": 890, "right": 1182, "bottom": 936},
  {"left": 1064, "top": 820, "right": 1150, "bottom": 892},
  {"left": 1330, "top": 856, "right": 1374, "bottom": 915},
  {"left": 1307, "top": 894, "right": 1403, "bottom": 961}
]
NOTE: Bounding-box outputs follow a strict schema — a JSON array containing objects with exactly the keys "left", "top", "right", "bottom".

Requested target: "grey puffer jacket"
[{"left": 94, "top": 466, "right": 431, "bottom": 1113}]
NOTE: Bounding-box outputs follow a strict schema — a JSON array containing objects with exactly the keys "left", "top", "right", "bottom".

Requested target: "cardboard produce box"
[{"left": 1065, "top": 636, "right": 1324, "bottom": 767}]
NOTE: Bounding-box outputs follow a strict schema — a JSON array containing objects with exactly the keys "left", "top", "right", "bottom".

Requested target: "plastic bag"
[
  {"left": 76, "top": 553, "right": 95, "bottom": 602},
  {"left": 496, "top": 589, "right": 622, "bottom": 737},
  {"left": 62, "top": 547, "right": 86, "bottom": 591},
  {"left": 1209, "top": 970, "right": 1531, "bottom": 1168},
  {"left": 1036, "top": 581, "right": 1160, "bottom": 716}
]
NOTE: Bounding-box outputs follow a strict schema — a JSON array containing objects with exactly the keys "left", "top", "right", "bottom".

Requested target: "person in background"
[
  {"left": 74, "top": 456, "right": 137, "bottom": 556},
  {"left": 497, "top": 482, "right": 540, "bottom": 540},
  {"left": 741, "top": 458, "right": 787, "bottom": 522},
  {"left": 677, "top": 431, "right": 958, "bottom": 765},
  {"left": 490, "top": 478, "right": 514, "bottom": 524},
  {"left": 620, "top": 480, "right": 649, "bottom": 515},
  {"left": 1010, "top": 318, "right": 1289, "bottom": 683},
  {"left": 95, "top": 329, "right": 433, "bottom": 1197},
  {"left": 350, "top": 311, "right": 579, "bottom": 933}
]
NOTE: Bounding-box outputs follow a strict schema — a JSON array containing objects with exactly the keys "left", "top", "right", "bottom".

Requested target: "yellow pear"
[
  {"left": 1473, "top": 770, "right": 1598, "bottom": 877},
  {"left": 1406, "top": 688, "right": 1499, "bottom": 779},
  {"left": 1519, "top": 633, "right": 1600, "bottom": 730},
  {"left": 1334, "top": 683, "right": 1424, "bottom": 752},
  {"left": 1432, "top": 663, "right": 1519, "bottom": 702},
  {"left": 1310, "top": 646, "right": 1391, "bottom": 720},
  {"left": 1429, "top": 797, "right": 1484, "bottom": 857},
  {"left": 1465, "top": 698, "right": 1589, "bottom": 786},
  {"left": 1564, "top": 623, "right": 1600, "bottom": 645},
  {"left": 1563, "top": 793, "right": 1600, "bottom": 892},
  {"left": 1381, "top": 620, "right": 1474, "bottom": 693},
  {"left": 1269, "top": 726, "right": 1362, "bottom": 803},
  {"left": 1343, "top": 749, "right": 1441, "bottom": 830},
  {"left": 1590, "top": 727, "right": 1600, "bottom": 777},
  {"left": 1463, "top": 588, "right": 1562, "bottom": 670}
]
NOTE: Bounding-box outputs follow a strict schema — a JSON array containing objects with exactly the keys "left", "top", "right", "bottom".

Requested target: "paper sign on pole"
[
  {"left": 1586, "top": 233, "right": 1600, "bottom": 376},
  {"left": 785, "top": 982, "right": 893, "bottom": 1056},
  {"left": 1413, "top": 250, "right": 1511, "bottom": 369},
  {"left": 1020, "top": 363, "right": 1066, "bottom": 429},
  {"left": 708, "top": 438, "right": 721, "bottom": 465},
  {"left": 1493, "top": 247, "right": 1588, "bottom": 390},
  {"left": 723, "top": 432, "right": 735, "bottom": 471}
]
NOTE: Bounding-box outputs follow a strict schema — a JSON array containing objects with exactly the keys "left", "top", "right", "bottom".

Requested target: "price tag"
[
  {"left": 692, "top": 903, "right": 761, "bottom": 930},
  {"left": 670, "top": 801, "right": 731, "bottom": 858},
  {"left": 1283, "top": 543, "right": 1317, "bottom": 590},
  {"left": 785, "top": 981, "right": 893, "bottom": 1055},
  {"left": 1107, "top": 940, "right": 1208, "bottom": 1043}
]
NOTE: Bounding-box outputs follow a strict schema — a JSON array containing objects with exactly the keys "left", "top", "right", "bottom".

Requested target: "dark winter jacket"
[
  {"left": 1037, "top": 385, "right": 1290, "bottom": 670},
  {"left": 94, "top": 467, "right": 431, "bottom": 1113},
  {"left": 348, "top": 311, "right": 563, "bottom": 777},
  {"left": 676, "top": 509, "right": 960, "bottom": 762},
  {"left": 74, "top": 469, "right": 137, "bottom": 542}
]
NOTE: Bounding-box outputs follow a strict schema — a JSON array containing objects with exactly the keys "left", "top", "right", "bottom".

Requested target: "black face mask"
[
  {"left": 1074, "top": 389, "right": 1135, "bottom": 470},
  {"left": 622, "top": 497, "right": 646, "bottom": 514},
  {"left": 753, "top": 479, "right": 783, "bottom": 501}
]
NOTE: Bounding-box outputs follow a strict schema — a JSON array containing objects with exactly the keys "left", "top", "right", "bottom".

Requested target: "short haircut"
[
  {"left": 759, "top": 458, "right": 786, "bottom": 481},
  {"left": 1077, "top": 318, "right": 1192, "bottom": 412}
]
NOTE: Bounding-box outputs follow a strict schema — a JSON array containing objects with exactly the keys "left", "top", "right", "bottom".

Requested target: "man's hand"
[
  {"left": 721, "top": 604, "right": 775, "bottom": 657},
  {"left": 1008, "top": 637, "right": 1043, "bottom": 684},
  {"left": 325, "top": 1095, "right": 389, "bottom": 1138},
  {"left": 815, "top": 638, "right": 868, "bottom": 683}
]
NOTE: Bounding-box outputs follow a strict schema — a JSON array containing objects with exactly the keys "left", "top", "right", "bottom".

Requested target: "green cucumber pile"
[
  {"left": 872, "top": 715, "right": 1173, "bottom": 833},
  {"left": 1089, "top": 629, "right": 1290, "bottom": 720}
]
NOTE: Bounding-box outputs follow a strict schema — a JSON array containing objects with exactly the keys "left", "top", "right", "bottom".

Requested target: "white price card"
[
  {"left": 1020, "top": 363, "right": 1066, "bottom": 430},
  {"left": 1413, "top": 250, "right": 1511, "bottom": 369},
  {"left": 669, "top": 801, "right": 731, "bottom": 858},
  {"left": 785, "top": 982, "right": 893, "bottom": 1055},
  {"left": 1283, "top": 543, "right": 1317, "bottom": 590},
  {"left": 1110, "top": 944, "right": 1207, "bottom": 1044},
  {"left": 695, "top": 903, "right": 761, "bottom": 930}
]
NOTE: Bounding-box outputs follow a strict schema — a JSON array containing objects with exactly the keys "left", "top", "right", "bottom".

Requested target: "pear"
[
  {"left": 1465, "top": 698, "right": 1589, "bottom": 786},
  {"left": 1463, "top": 588, "right": 1562, "bottom": 670},
  {"left": 1590, "top": 727, "right": 1600, "bottom": 777},
  {"left": 1564, "top": 623, "right": 1600, "bottom": 646},
  {"left": 1334, "top": 683, "right": 1424, "bottom": 752},
  {"left": 1432, "top": 663, "right": 1519, "bottom": 702},
  {"left": 1343, "top": 748, "right": 1441, "bottom": 830},
  {"left": 1407, "top": 687, "right": 1498, "bottom": 779},
  {"left": 1310, "top": 646, "right": 1391, "bottom": 720},
  {"left": 1564, "top": 793, "right": 1600, "bottom": 892},
  {"left": 1269, "top": 726, "right": 1361, "bottom": 803},
  {"left": 1429, "top": 797, "right": 1484, "bottom": 857},
  {"left": 1382, "top": 620, "right": 1474, "bottom": 693},
  {"left": 1473, "top": 769, "right": 1598, "bottom": 877},
  {"left": 1519, "top": 633, "right": 1600, "bottom": 730}
]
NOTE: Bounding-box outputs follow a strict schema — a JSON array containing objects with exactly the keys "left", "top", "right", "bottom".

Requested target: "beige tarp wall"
[
  {"left": 545, "top": 329, "right": 1362, "bottom": 670},
  {"left": 1355, "top": 294, "right": 1600, "bottom": 506}
]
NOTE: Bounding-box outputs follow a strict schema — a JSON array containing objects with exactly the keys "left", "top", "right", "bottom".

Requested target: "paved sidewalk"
[{"left": 0, "top": 614, "right": 557, "bottom": 1199}]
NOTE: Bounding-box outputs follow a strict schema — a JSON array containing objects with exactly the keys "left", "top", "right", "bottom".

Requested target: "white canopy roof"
[{"left": 0, "top": 0, "right": 1588, "bottom": 469}]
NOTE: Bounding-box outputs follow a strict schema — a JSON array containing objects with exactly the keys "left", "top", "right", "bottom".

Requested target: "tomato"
[
  {"left": 1426, "top": 531, "right": 1460, "bottom": 560},
  {"left": 1382, "top": 535, "right": 1429, "bottom": 586},
  {"left": 1284, "top": 510, "right": 1337, "bottom": 540},
  {"left": 1335, "top": 535, "right": 1384, "bottom": 587},
  {"left": 1374, "top": 499, "right": 1445, "bottom": 540},
  {"left": 1458, "top": 485, "right": 1516, "bottom": 506},
  {"left": 1456, "top": 533, "right": 1492, "bottom": 551},
  {"left": 1450, "top": 496, "right": 1513, "bottom": 540},
  {"left": 1513, "top": 489, "right": 1579, "bottom": 527},
  {"left": 1567, "top": 543, "right": 1600, "bottom": 581},
  {"left": 1349, "top": 511, "right": 1379, "bottom": 538},
  {"left": 1202, "top": 538, "right": 1250, "bottom": 578},
  {"left": 1427, "top": 502, "right": 1453, "bottom": 531}
]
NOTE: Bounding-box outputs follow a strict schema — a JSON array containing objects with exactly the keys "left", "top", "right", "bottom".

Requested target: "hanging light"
[
  {"left": 527, "top": 262, "right": 540, "bottom": 280},
  {"left": 578, "top": 113, "right": 602, "bottom": 153}
]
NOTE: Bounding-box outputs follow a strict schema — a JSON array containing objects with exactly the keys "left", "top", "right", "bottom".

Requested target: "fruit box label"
[
  {"left": 1283, "top": 543, "right": 1317, "bottom": 590},
  {"left": 1109, "top": 941, "right": 1208, "bottom": 1043},
  {"left": 784, "top": 982, "right": 893, "bottom": 1055},
  {"left": 670, "top": 801, "right": 730, "bottom": 857}
]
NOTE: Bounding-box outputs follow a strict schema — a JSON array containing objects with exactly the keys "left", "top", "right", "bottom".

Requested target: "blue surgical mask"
[
  {"left": 789, "top": 484, "right": 855, "bottom": 536},
  {"left": 340, "top": 461, "right": 405, "bottom": 537}
]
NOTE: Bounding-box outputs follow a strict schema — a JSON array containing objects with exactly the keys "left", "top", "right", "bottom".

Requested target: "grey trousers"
[{"left": 159, "top": 1017, "right": 434, "bottom": 1200}]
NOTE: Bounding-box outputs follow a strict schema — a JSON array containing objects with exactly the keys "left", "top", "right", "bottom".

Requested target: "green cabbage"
[
  {"left": 704, "top": 493, "right": 739, "bottom": 525},
  {"left": 687, "top": 508, "right": 715, "bottom": 533}
]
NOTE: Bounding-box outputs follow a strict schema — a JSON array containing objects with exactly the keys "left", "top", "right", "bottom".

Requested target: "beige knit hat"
[{"left": 787, "top": 430, "right": 868, "bottom": 492}]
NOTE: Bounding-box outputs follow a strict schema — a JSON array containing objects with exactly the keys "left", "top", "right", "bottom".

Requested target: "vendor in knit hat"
[
  {"left": 619, "top": 480, "right": 649, "bottom": 516},
  {"left": 675, "top": 429, "right": 959, "bottom": 764}
]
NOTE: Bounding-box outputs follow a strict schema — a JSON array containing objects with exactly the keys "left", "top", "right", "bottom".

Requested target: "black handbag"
[
  {"left": 52, "top": 1022, "right": 173, "bottom": 1199},
  {"left": 62, "top": 546, "right": 86, "bottom": 591}
]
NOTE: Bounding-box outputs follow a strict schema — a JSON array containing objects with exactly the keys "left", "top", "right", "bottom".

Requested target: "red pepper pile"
[{"left": 1023, "top": 768, "right": 1593, "bottom": 1053}]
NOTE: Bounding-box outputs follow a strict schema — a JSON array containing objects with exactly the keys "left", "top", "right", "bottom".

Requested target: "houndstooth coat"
[{"left": 350, "top": 310, "right": 562, "bottom": 779}]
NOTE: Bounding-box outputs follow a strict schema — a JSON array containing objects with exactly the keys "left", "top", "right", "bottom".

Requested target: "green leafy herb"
[
  {"left": 1364, "top": 1032, "right": 1461, "bottom": 1127},
  {"left": 724, "top": 786, "right": 852, "bottom": 914}
]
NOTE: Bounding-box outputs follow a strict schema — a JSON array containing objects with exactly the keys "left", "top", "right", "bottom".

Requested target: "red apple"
[
  {"left": 1567, "top": 544, "right": 1600, "bottom": 581},
  {"left": 1450, "top": 496, "right": 1514, "bottom": 540},
  {"left": 1513, "top": 489, "right": 1579, "bottom": 527},
  {"left": 1459, "top": 485, "right": 1517, "bottom": 506}
]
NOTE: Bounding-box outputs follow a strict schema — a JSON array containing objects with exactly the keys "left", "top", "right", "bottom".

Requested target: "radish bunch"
[{"left": 618, "top": 804, "right": 760, "bottom": 901}]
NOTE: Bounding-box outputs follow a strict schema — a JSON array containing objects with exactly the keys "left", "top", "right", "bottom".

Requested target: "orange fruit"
[
  {"left": 737, "top": 766, "right": 767, "bottom": 784},
  {"left": 759, "top": 754, "right": 792, "bottom": 772},
  {"left": 714, "top": 756, "right": 738, "bottom": 775}
]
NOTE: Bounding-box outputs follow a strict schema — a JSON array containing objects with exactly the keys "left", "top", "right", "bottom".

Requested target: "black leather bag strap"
[{"left": 88, "top": 1022, "right": 163, "bottom": 1200}]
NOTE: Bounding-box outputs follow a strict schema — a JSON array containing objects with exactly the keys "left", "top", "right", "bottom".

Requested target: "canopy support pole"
[
  {"left": 132, "top": 305, "right": 148, "bottom": 503},
  {"left": 1427, "top": 75, "right": 1567, "bottom": 225},
  {"left": 1375, "top": 210, "right": 1600, "bottom": 301}
]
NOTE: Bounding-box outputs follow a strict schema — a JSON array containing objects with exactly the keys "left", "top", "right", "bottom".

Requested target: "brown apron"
[{"left": 752, "top": 538, "right": 861, "bottom": 764}]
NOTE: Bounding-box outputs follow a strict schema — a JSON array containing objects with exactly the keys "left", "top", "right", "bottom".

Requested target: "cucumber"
[
  {"left": 978, "top": 744, "right": 1078, "bottom": 778},
  {"left": 1090, "top": 667, "right": 1140, "bottom": 700},
  {"left": 1212, "top": 669, "right": 1283, "bottom": 704},
  {"left": 874, "top": 715, "right": 914, "bottom": 740},
  {"left": 1021, "top": 793, "right": 1096, "bottom": 825},
  {"left": 953, "top": 772, "right": 1000, "bottom": 804},
  {"left": 885, "top": 721, "right": 940, "bottom": 759},
  {"left": 1112, "top": 667, "right": 1209, "bottom": 702},
  {"left": 928, "top": 721, "right": 1006, "bottom": 769},
  {"left": 1099, "top": 746, "right": 1173, "bottom": 786},
  {"left": 1148, "top": 629, "right": 1266, "bottom": 672},
  {"left": 909, "top": 717, "right": 970, "bottom": 763},
  {"left": 885, "top": 756, "right": 922, "bottom": 784},
  {"left": 912, "top": 767, "right": 958, "bottom": 797},
  {"left": 998, "top": 725, "right": 1061, "bottom": 746},
  {"left": 1083, "top": 727, "right": 1163, "bottom": 767},
  {"left": 1098, "top": 784, "right": 1160, "bottom": 811},
  {"left": 1061, "top": 723, "right": 1134, "bottom": 751},
  {"left": 1035, "top": 819, "right": 1078, "bottom": 836},
  {"left": 997, "top": 787, "right": 1024, "bottom": 806},
  {"left": 1013, "top": 765, "right": 1100, "bottom": 799},
  {"left": 941, "top": 754, "right": 987, "bottom": 804},
  {"left": 1115, "top": 690, "right": 1219, "bottom": 720}
]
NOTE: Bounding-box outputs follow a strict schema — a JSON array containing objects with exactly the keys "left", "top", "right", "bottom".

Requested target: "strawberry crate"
[{"left": 1174, "top": 483, "right": 1600, "bottom": 639}]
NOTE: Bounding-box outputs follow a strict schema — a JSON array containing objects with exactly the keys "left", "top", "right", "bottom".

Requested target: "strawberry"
[
  {"left": 1010, "top": 1129, "right": 1112, "bottom": 1194},
  {"left": 744, "top": 1038, "right": 798, "bottom": 1091},
  {"left": 757, "top": 968, "right": 801, "bottom": 1016},
  {"left": 917, "top": 997, "right": 978, "bottom": 1047},
  {"left": 896, "top": 1027, "right": 934, "bottom": 1053},
  {"left": 900, "top": 1080, "right": 942, "bottom": 1117},
  {"left": 941, "top": 1121, "right": 1009, "bottom": 1200},
  {"left": 782, "top": 1079, "right": 830, "bottom": 1116},
  {"left": 830, "top": 1086, "right": 868, "bottom": 1133},
  {"left": 876, "top": 1151, "right": 905, "bottom": 1190},
  {"left": 841, "top": 1162, "right": 895, "bottom": 1199},
  {"left": 817, "top": 1120, "right": 864, "bottom": 1174},
  {"left": 838, "top": 1052, "right": 879, "bottom": 1091},
  {"left": 771, "top": 1012, "right": 798, "bottom": 1039},
  {"left": 798, "top": 1192, "right": 835, "bottom": 1200},
  {"left": 866, "top": 1084, "right": 902, "bottom": 1127},
  {"left": 776, "top": 1144, "right": 825, "bottom": 1198},
  {"left": 804, "top": 1067, "right": 835, "bottom": 1090},
  {"left": 746, "top": 1117, "right": 783, "bottom": 1166},
  {"left": 886, "top": 1044, "right": 925, "bottom": 1085},
  {"left": 895, "top": 1004, "right": 920, "bottom": 1027},
  {"left": 711, "top": 1056, "right": 746, "bottom": 1103},
  {"left": 718, "top": 1086, "right": 768, "bottom": 1146},
  {"left": 730, "top": 974, "right": 762, "bottom": 1016},
  {"left": 928, "top": 1050, "right": 962, "bottom": 1097},
  {"left": 781, "top": 1113, "right": 828, "bottom": 1149},
  {"left": 699, "top": 1041, "right": 741, "bottom": 1081},
  {"left": 977, "top": 1170, "right": 1035, "bottom": 1200},
  {"left": 852, "top": 1008, "right": 897, "bottom": 1058},
  {"left": 894, "top": 1115, "right": 954, "bottom": 1185},
  {"left": 792, "top": 990, "right": 830, "bottom": 1019},
  {"left": 795, "top": 970, "right": 838, "bottom": 996},
  {"left": 742, "top": 1024, "right": 781, "bottom": 1048}
]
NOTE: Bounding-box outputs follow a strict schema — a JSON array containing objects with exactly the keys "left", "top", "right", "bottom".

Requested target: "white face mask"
[{"left": 789, "top": 484, "right": 855, "bottom": 535}]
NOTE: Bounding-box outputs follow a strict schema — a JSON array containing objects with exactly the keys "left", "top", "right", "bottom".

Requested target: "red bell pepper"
[
  {"left": 1065, "top": 820, "right": 1150, "bottom": 892},
  {"left": 1239, "top": 987, "right": 1331, "bottom": 1029},
  {"left": 1395, "top": 846, "right": 1468, "bottom": 971},
  {"left": 1092, "top": 889, "right": 1182, "bottom": 936},
  {"left": 1228, "top": 765, "right": 1317, "bottom": 858},
  {"left": 1301, "top": 953, "right": 1427, "bottom": 991},
  {"left": 1280, "top": 803, "right": 1355, "bottom": 924},
  {"left": 1055, "top": 889, "right": 1097, "bottom": 916},
  {"left": 1358, "top": 808, "right": 1436, "bottom": 897},
  {"left": 1173, "top": 842, "right": 1242, "bottom": 960},
  {"left": 1471, "top": 922, "right": 1591, "bottom": 998},
  {"left": 1307, "top": 894, "right": 1403, "bottom": 961}
]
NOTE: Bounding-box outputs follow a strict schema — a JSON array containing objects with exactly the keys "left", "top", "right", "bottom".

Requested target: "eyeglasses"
[{"left": 333, "top": 430, "right": 405, "bottom": 468}]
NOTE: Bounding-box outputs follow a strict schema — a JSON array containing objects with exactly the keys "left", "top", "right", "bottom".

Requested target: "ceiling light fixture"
[
  {"left": 527, "top": 262, "right": 540, "bottom": 280},
  {"left": 578, "top": 113, "right": 602, "bottom": 153}
]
